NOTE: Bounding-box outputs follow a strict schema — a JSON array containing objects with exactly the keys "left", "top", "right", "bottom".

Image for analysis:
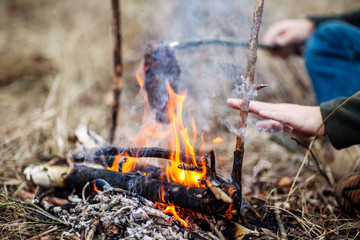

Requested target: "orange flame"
[
  {"left": 212, "top": 137, "right": 224, "bottom": 143},
  {"left": 164, "top": 82, "right": 206, "bottom": 186},
  {"left": 107, "top": 155, "right": 137, "bottom": 173},
  {"left": 163, "top": 205, "right": 188, "bottom": 227},
  {"left": 107, "top": 72, "right": 210, "bottom": 227}
]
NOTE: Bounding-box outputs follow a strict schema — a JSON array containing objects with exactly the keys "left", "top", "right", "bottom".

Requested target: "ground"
[{"left": 1, "top": 0, "right": 360, "bottom": 239}]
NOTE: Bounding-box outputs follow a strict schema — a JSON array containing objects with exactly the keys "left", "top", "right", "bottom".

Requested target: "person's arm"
[
  {"left": 320, "top": 95, "right": 360, "bottom": 149},
  {"left": 227, "top": 95, "right": 360, "bottom": 149},
  {"left": 308, "top": 9, "right": 360, "bottom": 28},
  {"left": 226, "top": 98, "right": 325, "bottom": 137},
  {"left": 262, "top": 19, "right": 315, "bottom": 57},
  {"left": 263, "top": 9, "right": 360, "bottom": 57}
]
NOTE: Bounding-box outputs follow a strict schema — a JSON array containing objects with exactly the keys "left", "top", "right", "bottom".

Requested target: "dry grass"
[{"left": 1, "top": 0, "right": 360, "bottom": 239}]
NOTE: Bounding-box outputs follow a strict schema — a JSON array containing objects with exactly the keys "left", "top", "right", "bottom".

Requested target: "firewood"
[
  {"left": 79, "top": 146, "right": 207, "bottom": 166},
  {"left": 64, "top": 165, "right": 236, "bottom": 216},
  {"left": 24, "top": 164, "right": 70, "bottom": 188}
]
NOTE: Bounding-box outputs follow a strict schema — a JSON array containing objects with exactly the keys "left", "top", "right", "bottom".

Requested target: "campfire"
[
  {"left": 23, "top": 0, "right": 266, "bottom": 239},
  {"left": 24, "top": 50, "right": 257, "bottom": 238}
]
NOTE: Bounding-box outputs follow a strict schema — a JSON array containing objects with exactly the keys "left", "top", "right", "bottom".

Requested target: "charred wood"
[
  {"left": 177, "top": 163, "right": 203, "bottom": 172},
  {"left": 65, "top": 166, "right": 236, "bottom": 216},
  {"left": 209, "top": 150, "right": 216, "bottom": 178},
  {"left": 77, "top": 146, "right": 207, "bottom": 166}
]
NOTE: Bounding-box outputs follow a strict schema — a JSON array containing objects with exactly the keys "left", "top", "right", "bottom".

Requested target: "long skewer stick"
[
  {"left": 231, "top": 0, "right": 265, "bottom": 220},
  {"left": 109, "top": 0, "right": 123, "bottom": 144}
]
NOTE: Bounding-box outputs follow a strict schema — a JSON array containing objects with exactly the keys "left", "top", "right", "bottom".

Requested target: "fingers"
[
  {"left": 226, "top": 98, "right": 242, "bottom": 110},
  {"left": 255, "top": 120, "right": 283, "bottom": 133},
  {"left": 258, "top": 110, "right": 294, "bottom": 126},
  {"left": 227, "top": 98, "right": 280, "bottom": 115},
  {"left": 227, "top": 98, "right": 298, "bottom": 126},
  {"left": 227, "top": 98, "right": 299, "bottom": 132}
]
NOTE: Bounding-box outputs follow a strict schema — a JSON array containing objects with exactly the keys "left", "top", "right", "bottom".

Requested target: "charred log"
[
  {"left": 65, "top": 166, "right": 236, "bottom": 216},
  {"left": 144, "top": 43, "right": 180, "bottom": 123},
  {"left": 77, "top": 146, "right": 207, "bottom": 166}
]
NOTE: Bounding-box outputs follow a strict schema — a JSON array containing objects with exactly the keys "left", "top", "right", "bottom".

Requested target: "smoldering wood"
[
  {"left": 209, "top": 150, "right": 216, "bottom": 178},
  {"left": 77, "top": 146, "right": 207, "bottom": 166},
  {"left": 177, "top": 163, "right": 203, "bottom": 172},
  {"left": 109, "top": 0, "right": 123, "bottom": 144},
  {"left": 144, "top": 43, "right": 181, "bottom": 123},
  {"left": 65, "top": 165, "right": 237, "bottom": 216}
]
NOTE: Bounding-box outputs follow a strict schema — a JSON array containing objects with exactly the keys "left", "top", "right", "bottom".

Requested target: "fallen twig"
[{"left": 291, "top": 137, "right": 332, "bottom": 186}]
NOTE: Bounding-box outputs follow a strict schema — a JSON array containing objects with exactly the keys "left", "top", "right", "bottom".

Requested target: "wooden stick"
[
  {"left": 231, "top": 0, "right": 265, "bottom": 219},
  {"left": 109, "top": 0, "right": 123, "bottom": 144},
  {"left": 209, "top": 150, "right": 216, "bottom": 178},
  {"left": 87, "top": 146, "right": 207, "bottom": 166}
]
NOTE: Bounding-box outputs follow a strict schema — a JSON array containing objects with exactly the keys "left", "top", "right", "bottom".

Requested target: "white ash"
[{"left": 47, "top": 190, "right": 221, "bottom": 239}]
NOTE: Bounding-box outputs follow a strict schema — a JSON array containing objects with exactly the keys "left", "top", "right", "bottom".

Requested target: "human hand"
[
  {"left": 263, "top": 19, "right": 315, "bottom": 57},
  {"left": 226, "top": 98, "right": 326, "bottom": 137}
]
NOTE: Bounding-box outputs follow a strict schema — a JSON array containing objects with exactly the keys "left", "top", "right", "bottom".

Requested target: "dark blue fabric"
[{"left": 305, "top": 21, "right": 360, "bottom": 104}]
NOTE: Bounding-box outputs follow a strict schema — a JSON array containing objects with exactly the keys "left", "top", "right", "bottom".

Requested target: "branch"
[
  {"left": 83, "top": 146, "right": 207, "bottom": 166},
  {"left": 109, "top": 0, "right": 123, "bottom": 144},
  {"left": 231, "top": 0, "right": 265, "bottom": 220}
]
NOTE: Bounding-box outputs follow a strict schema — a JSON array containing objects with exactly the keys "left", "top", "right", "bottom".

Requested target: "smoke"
[
  {"left": 122, "top": 1, "right": 258, "bottom": 148},
  {"left": 144, "top": 0, "right": 254, "bottom": 131}
]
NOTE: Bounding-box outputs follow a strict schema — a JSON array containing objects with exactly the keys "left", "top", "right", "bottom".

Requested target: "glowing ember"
[{"left": 87, "top": 179, "right": 114, "bottom": 196}]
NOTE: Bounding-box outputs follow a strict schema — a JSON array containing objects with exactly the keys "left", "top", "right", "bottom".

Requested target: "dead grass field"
[{"left": 1, "top": 0, "right": 360, "bottom": 239}]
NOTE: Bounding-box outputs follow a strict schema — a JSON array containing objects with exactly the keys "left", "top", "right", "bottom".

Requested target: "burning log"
[
  {"left": 26, "top": 163, "right": 237, "bottom": 216},
  {"left": 78, "top": 146, "right": 207, "bottom": 166},
  {"left": 144, "top": 43, "right": 181, "bottom": 123}
]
